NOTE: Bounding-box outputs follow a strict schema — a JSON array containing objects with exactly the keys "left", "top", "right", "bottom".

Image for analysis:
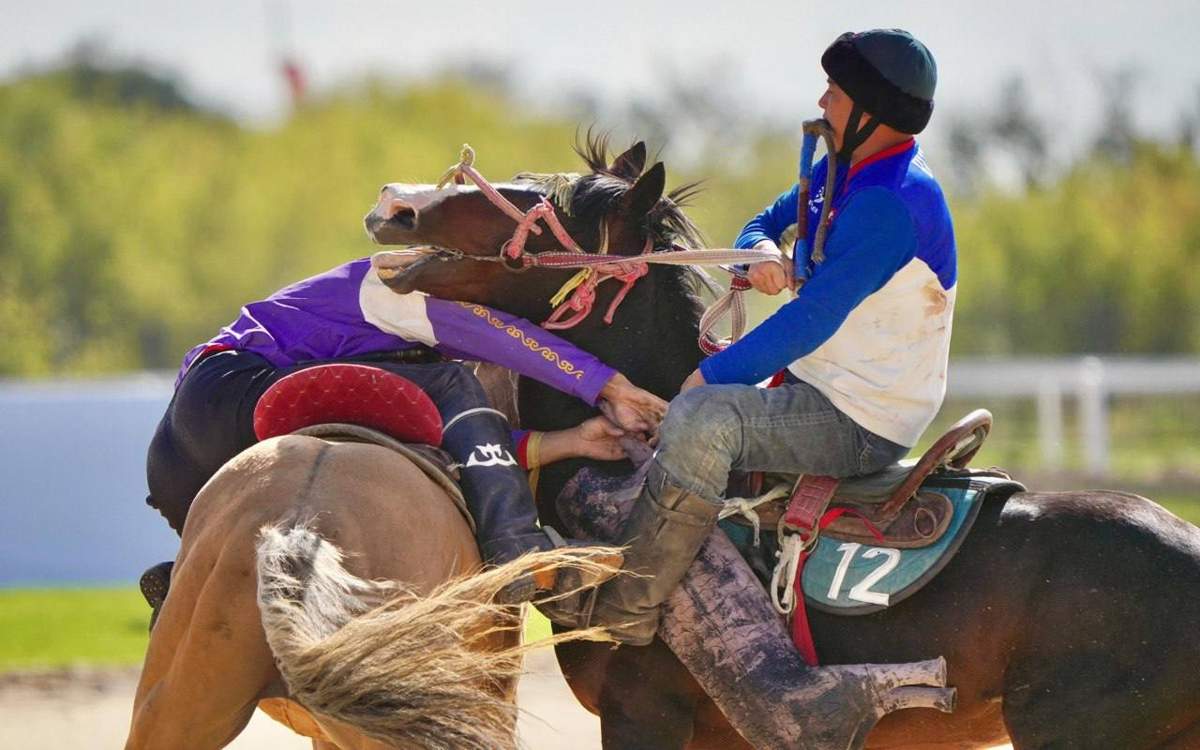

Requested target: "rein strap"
[{"left": 401, "top": 144, "right": 781, "bottom": 343}]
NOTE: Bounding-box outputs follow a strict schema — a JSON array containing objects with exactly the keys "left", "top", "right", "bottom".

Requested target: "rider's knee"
[
  {"left": 426, "top": 362, "right": 489, "bottom": 405},
  {"left": 658, "top": 386, "right": 743, "bottom": 476},
  {"left": 662, "top": 386, "right": 741, "bottom": 442}
]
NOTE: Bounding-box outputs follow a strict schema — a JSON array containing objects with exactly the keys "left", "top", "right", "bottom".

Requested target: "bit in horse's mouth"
[{"left": 372, "top": 250, "right": 437, "bottom": 291}]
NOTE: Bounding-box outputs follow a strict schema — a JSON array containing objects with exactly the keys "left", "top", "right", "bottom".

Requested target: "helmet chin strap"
[{"left": 836, "top": 104, "right": 881, "bottom": 164}]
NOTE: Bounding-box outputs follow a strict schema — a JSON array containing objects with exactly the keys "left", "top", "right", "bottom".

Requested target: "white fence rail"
[{"left": 948, "top": 357, "right": 1200, "bottom": 475}]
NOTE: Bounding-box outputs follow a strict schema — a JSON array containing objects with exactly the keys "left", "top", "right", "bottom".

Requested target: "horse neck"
[
  {"left": 533, "top": 264, "right": 701, "bottom": 408},
  {"left": 518, "top": 266, "right": 702, "bottom": 523}
]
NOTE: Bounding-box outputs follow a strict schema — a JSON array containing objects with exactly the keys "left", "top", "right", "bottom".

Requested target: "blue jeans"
[{"left": 654, "top": 379, "right": 909, "bottom": 504}]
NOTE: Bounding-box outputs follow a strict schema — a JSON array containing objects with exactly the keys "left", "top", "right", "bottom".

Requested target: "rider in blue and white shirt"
[{"left": 591, "top": 29, "right": 955, "bottom": 644}]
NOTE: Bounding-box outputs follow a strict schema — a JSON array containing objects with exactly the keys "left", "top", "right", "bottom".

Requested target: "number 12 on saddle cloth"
[{"left": 719, "top": 472, "right": 1024, "bottom": 663}]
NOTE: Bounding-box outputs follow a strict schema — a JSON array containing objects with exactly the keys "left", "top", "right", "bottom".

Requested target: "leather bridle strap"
[{"left": 381, "top": 143, "right": 779, "bottom": 337}]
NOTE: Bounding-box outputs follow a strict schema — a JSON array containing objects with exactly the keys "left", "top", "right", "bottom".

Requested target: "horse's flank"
[{"left": 128, "top": 435, "right": 508, "bottom": 749}]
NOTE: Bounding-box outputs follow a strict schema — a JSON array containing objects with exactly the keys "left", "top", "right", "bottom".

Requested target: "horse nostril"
[{"left": 388, "top": 203, "right": 417, "bottom": 230}]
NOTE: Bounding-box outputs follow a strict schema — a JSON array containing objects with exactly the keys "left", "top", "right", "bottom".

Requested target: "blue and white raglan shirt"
[{"left": 700, "top": 140, "right": 956, "bottom": 448}]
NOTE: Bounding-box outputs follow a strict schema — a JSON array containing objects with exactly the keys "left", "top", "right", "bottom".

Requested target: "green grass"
[
  {"left": 0, "top": 587, "right": 150, "bottom": 670},
  {"left": 0, "top": 586, "right": 559, "bottom": 672},
  {"left": 5, "top": 494, "right": 1198, "bottom": 671},
  {"left": 524, "top": 609, "right": 553, "bottom": 644}
]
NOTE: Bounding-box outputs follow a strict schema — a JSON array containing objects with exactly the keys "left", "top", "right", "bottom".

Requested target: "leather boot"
[
  {"left": 589, "top": 461, "right": 720, "bottom": 645},
  {"left": 658, "top": 525, "right": 954, "bottom": 748},
  {"left": 442, "top": 409, "right": 621, "bottom": 624},
  {"left": 558, "top": 465, "right": 956, "bottom": 748}
]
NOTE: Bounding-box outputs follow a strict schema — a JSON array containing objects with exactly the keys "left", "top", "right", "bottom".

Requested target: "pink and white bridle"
[{"left": 373, "top": 144, "right": 778, "bottom": 350}]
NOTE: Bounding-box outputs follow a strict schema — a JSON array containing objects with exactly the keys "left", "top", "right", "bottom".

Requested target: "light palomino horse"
[{"left": 125, "top": 431, "right": 611, "bottom": 749}]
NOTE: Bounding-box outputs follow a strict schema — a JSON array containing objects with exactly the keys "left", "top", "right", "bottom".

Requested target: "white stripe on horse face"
[
  {"left": 379, "top": 183, "right": 464, "bottom": 211},
  {"left": 371, "top": 183, "right": 533, "bottom": 222},
  {"left": 369, "top": 182, "right": 530, "bottom": 212}
]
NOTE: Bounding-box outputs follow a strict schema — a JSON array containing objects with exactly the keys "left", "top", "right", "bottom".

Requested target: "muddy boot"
[
  {"left": 589, "top": 462, "right": 720, "bottom": 645},
  {"left": 558, "top": 466, "right": 956, "bottom": 747},
  {"left": 443, "top": 408, "right": 622, "bottom": 627},
  {"left": 139, "top": 561, "right": 173, "bottom": 632},
  {"left": 660, "top": 523, "right": 955, "bottom": 748}
]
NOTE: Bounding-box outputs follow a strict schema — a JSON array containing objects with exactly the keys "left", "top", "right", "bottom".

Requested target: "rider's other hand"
[
  {"left": 747, "top": 259, "right": 791, "bottom": 296},
  {"left": 746, "top": 239, "right": 791, "bottom": 296},
  {"left": 537, "top": 416, "right": 627, "bottom": 464},
  {"left": 679, "top": 368, "right": 706, "bottom": 394},
  {"left": 572, "top": 415, "right": 626, "bottom": 461},
  {"left": 598, "top": 373, "right": 667, "bottom": 433}
]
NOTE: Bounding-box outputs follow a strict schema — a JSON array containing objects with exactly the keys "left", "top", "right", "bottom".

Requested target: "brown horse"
[
  {"left": 125, "top": 430, "right": 613, "bottom": 749},
  {"left": 365, "top": 136, "right": 1200, "bottom": 749}
]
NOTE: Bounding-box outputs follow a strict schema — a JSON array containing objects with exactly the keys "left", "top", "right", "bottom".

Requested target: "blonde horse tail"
[{"left": 254, "top": 521, "right": 618, "bottom": 750}]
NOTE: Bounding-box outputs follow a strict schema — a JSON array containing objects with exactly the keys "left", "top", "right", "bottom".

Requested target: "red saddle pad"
[{"left": 253, "top": 363, "right": 443, "bottom": 447}]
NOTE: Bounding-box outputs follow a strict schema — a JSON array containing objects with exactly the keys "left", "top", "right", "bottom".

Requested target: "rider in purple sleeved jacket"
[{"left": 142, "top": 256, "right": 665, "bottom": 623}]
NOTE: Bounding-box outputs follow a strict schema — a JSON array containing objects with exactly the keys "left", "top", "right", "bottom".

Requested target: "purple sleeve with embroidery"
[
  {"left": 424, "top": 298, "right": 614, "bottom": 406},
  {"left": 180, "top": 258, "right": 615, "bottom": 406}
]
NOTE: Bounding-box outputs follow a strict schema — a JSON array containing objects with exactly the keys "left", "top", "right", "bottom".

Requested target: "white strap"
[
  {"left": 771, "top": 534, "right": 803, "bottom": 615},
  {"left": 719, "top": 484, "right": 790, "bottom": 547},
  {"left": 443, "top": 407, "right": 509, "bottom": 434}
]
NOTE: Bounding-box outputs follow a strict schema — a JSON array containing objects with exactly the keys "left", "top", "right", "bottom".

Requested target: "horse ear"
[
  {"left": 624, "top": 162, "right": 665, "bottom": 218},
  {"left": 611, "top": 141, "right": 647, "bottom": 180}
]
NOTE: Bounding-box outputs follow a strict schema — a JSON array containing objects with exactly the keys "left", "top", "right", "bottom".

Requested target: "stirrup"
[
  {"left": 493, "top": 527, "right": 623, "bottom": 627},
  {"left": 139, "top": 561, "right": 174, "bottom": 632}
]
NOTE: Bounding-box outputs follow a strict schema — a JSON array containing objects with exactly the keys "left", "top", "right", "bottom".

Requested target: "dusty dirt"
[
  {"left": 0, "top": 648, "right": 600, "bottom": 749},
  {"left": 0, "top": 652, "right": 1014, "bottom": 749}
]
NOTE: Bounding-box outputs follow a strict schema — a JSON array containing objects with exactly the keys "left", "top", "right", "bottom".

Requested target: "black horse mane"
[
  {"left": 570, "top": 131, "right": 706, "bottom": 254},
  {"left": 509, "top": 131, "right": 710, "bottom": 312}
]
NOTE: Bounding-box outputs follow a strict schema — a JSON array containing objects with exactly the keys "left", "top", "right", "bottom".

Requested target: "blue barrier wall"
[{"left": 0, "top": 376, "right": 179, "bottom": 585}]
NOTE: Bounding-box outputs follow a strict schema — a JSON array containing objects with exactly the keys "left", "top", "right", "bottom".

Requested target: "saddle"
[
  {"left": 726, "top": 409, "right": 994, "bottom": 549},
  {"left": 253, "top": 364, "right": 473, "bottom": 531}
]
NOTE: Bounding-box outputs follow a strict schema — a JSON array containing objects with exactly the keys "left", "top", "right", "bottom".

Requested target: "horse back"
[
  {"left": 179, "top": 434, "right": 480, "bottom": 588},
  {"left": 814, "top": 489, "right": 1200, "bottom": 748}
]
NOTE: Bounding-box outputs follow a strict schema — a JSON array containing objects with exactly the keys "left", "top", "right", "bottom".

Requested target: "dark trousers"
[{"left": 146, "top": 350, "right": 539, "bottom": 559}]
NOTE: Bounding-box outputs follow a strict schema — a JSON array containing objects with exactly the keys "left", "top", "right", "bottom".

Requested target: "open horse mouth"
[{"left": 370, "top": 250, "right": 437, "bottom": 293}]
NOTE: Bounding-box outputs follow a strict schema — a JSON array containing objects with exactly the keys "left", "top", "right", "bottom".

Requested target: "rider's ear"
[
  {"left": 611, "top": 142, "right": 647, "bottom": 180},
  {"left": 625, "top": 162, "right": 665, "bottom": 218}
]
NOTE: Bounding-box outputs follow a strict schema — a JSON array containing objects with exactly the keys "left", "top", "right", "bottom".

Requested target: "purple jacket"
[{"left": 178, "top": 258, "right": 616, "bottom": 405}]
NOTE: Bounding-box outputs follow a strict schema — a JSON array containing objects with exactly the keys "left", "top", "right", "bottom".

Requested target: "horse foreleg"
[
  {"left": 595, "top": 642, "right": 701, "bottom": 750},
  {"left": 126, "top": 543, "right": 277, "bottom": 749}
]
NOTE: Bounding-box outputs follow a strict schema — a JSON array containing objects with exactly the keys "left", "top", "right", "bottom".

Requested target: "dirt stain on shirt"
[{"left": 923, "top": 283, "right": 948, "bottom": 317}]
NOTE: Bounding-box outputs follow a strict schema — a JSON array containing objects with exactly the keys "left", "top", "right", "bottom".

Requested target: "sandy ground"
[
  {"left": 0, "top": 648, "right": 600, "bottom": 749},
  {"left": 0, "top": 653, "right": 1014, "bottom": 749}
]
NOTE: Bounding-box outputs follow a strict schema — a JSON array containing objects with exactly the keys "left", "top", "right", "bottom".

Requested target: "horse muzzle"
[{"left": 365, "top": 185, "right": 426, "bottom": 244}]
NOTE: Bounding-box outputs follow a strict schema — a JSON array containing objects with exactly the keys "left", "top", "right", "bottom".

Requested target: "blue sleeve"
[
  {"left": 701, "top": 187, "right": 917, "bottom": 385},
  {"left": 734, "top": 185, "right": 800, "bottom": 249}
]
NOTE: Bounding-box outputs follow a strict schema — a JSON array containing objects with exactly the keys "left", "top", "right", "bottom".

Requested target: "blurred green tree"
[{"left": 0, "top": 64, "right": 1196, "bottom": 376}]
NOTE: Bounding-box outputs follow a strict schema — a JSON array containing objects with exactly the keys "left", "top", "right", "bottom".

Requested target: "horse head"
[{"left": 363, "top": 137, "right": 700, "bottom": 324}]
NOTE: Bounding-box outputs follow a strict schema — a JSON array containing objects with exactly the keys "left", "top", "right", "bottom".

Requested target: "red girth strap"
[{"left": 788, "top": 507, "right": 885, "bottom": 666}]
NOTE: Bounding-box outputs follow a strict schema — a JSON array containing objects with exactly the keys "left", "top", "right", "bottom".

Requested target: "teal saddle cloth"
[{"left": 720, "top": 472, "right": 1023, "bottom": 616}]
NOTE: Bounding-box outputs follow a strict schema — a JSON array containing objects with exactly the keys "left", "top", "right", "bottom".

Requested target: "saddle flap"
[
  {"left": 799, "top": 474, "right": 1023, "bottom": 616},
  {"left": 834, "top": 409, "right": 993, "bottom": 510},
  {"left": 253, "top": 363, "right": 444, "bottom": 446}
]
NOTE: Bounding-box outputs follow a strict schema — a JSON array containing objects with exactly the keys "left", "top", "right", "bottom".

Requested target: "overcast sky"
[{"left": 4, "top": 0, "right": 1198, "bottom": 156}]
